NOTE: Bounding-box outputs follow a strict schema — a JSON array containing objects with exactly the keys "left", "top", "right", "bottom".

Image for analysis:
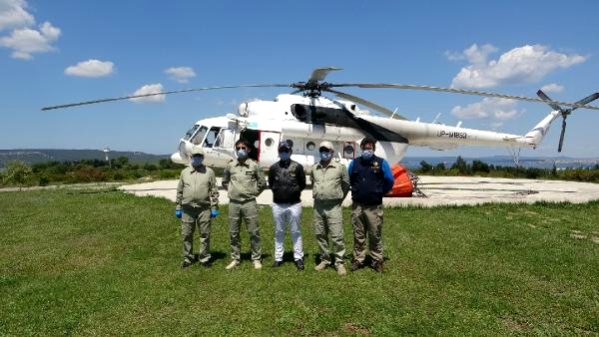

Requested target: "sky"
[{"left": 1, "top": 0, "right": 599, "bottom": 158}]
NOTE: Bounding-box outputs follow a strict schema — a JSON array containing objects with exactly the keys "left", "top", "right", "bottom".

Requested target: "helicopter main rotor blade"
[
  {"left": 308, "top": 67, "right": 342, "bottom": 84},
  {"left": 330, "top": 83, "right": 599, "bottom": 111},
  {"left": 325, "top": 88, "right": 407, "bottom": 120},
  {"left": 536, "top": 90, "right": 563, "bottom": 112},
  {"left": 41, "top": 84, "right": 291, "bottom": 111}
]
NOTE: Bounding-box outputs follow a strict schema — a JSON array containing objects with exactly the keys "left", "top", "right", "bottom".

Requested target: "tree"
[
  {"left": 111, "top": 156, "right": 129, "bottom": 169},
  {"left": 419, "top": 160, "right": 432, "bottom": 173},
  {"left": 2, "top": 161, "right": 33, "bottom": 190},
  {"left": 451, "top": 156, "right": 470, "bottom": 175},
  {"left": 472, "top": 160, "right": 490, "bottom": 174}
]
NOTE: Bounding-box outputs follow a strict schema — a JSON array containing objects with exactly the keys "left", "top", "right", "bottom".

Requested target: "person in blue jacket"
[{"left": 348, "top": 137, "right": 394, "bottom": 272}]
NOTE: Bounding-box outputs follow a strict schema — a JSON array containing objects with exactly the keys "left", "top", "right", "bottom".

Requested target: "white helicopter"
[{"left": 43, "top": 67, "right": 599, "bottom": 173}]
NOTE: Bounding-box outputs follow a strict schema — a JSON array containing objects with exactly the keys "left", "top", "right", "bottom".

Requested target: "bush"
[
  {"left": 143, "top": 163, "right": 158, "bottom": 171},
  {"left": 66, "top": 166, "right": 107, "bottom": 183},
  {"left": 38, "top": 176, "right": 50, "bottom": 186},
  {"left": 159, "top": 170, "right": 180, "bottom": 179},
  {"left": 2, "top": 161, "right": 33, "bottom": 188}
]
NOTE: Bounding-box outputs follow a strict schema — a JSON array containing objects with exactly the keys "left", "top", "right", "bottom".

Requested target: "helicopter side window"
[
  {"left": 343, "top": 142, "right": 356, "bottom": 159},
  {"left": 190, "top": 126, "right": 208, "bottom": 145},
  {"left": 184, "top": 125, "right": 200, "bottom": 140},
  {"left": 203, "top": 127, "right": 221, "bottom": 148}
]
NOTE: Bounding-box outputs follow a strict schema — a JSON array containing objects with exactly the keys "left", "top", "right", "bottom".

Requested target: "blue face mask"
[
  {"left": 237, "top": 149, "right": 248, "bottom": 159},
  {"left": 361, "top": 150, "right": 374, "bottom": 160},
  {"left": 279, "top": 152, "right": 290, "bottom": 161},
  {"left": 191, "top": 156, "right": 203, "bottom": 166},
  {"left": 320, "top": 151, "right": 332, "bottom": 161}
]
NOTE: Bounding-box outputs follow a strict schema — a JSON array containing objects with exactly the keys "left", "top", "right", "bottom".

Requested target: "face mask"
[
  {"left": 237, "top": 149, "right": 248, "bottom": 159},
  {"left": 191, "top": 156, "right": 203, "bottom": 166},
  {"left": 361, "top": 150, "right": 374, "bottom": 160},
  {"left": 279, "top": 152, "right": 290, "bottom": 161},
  {"left": 320, "top": 151, "right": 332, "bottom": 161}
]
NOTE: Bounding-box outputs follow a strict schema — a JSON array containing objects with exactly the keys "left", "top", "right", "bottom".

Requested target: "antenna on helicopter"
[{"left": 536, "top": 90, "right": 599, "bottom": 152}]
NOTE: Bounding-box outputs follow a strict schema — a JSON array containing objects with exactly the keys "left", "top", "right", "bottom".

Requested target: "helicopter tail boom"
[{"left": 520, "top": 110, "right": 562, "bottom": 149}]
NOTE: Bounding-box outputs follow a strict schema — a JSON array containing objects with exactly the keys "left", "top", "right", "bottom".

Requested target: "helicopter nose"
[{"left": 170, "top": 152, "right": 184, "bottom": 164}]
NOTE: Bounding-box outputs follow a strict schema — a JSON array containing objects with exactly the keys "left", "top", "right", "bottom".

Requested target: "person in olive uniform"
[
  {"left": 222, "top": 139, "right": 267, "bottom": 270},
  {"left": 175, "top": 146, "right": 220, "bottom": 268},
  {"left": 310, "top": 141, "right": 350, "bottom": 275},
  {"left": 348, "top": 137, "right": 394, "bottom": 273},
  {"left": 268, "top": 139, "right": 306, "bottom": 270}
]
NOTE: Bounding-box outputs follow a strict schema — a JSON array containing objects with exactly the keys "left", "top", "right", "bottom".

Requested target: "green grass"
[{"left": 1, "top": 190, "right": 598, "bottom": 336}]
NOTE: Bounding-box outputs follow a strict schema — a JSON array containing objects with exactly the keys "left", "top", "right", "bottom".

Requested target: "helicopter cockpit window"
[
  {"left": 190, "top": 126, "right": 208, "bottom": 145},
  {"left": 184, "top": 125, "right": 200, "bottom": 141},
  {"left": 203, "top": 127, "right": 221, "bottom": 148}
]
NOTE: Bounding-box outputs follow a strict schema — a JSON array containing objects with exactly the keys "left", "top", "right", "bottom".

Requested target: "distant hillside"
[
  {"left": 0, "top": 149, "right": 169, "bottom": 168},
  {"left": 2, "top": 149, "right": 598, "bottom": 170}
]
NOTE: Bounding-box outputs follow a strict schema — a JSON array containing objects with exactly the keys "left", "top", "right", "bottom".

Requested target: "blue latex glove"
[
  {"left": 210, "top": 209, "right": 219, "bottom": 218},
  {"left": 175, "top": 209, "right": 182, "bottom": 219}
]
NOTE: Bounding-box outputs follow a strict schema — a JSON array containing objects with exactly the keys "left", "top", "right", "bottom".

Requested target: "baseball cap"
[
  {"left": 319, "top": 141, "right": 334, "bottom": 151},
  {"left": 278, "top": 139, "right": 293, "bottom": 151}
]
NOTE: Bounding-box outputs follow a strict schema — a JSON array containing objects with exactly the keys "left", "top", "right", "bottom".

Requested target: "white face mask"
[
  {"left": 320, "top": 151, "right": 332, "bottom": 161},
  {"left": 279, "top": 151, "right": 290, "bottom": 161},
  {"left": 191, "top": 156, "right": 203, "bottom": 166},
  {"left": 361, "top": 150, "right": 374, "bottom": 160},
  {"left": 237, "top": 149, "right": 248, "bottom": 159}
]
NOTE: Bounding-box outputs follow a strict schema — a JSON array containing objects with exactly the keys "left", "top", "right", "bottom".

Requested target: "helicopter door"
[
  {"left": 259, "top": 131, "right": 281, "bottom": 167},
  {"left": 239, "top": 129, "right": 260, "bottom": 161}
]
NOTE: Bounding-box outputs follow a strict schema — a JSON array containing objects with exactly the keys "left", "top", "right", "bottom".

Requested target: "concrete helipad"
[{"left": 119, "top": 176, "right": 599, "bottom": 207}]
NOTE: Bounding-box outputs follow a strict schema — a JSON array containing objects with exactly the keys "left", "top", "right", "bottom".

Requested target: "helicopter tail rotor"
[
  {"left": 536, "top": 89, "right": 599, "bottom": 152},
  {"left": 557, "top": 117, "right": 567, "bottom": 153}
]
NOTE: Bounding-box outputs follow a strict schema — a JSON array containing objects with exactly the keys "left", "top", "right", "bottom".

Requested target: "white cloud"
[
  {"left": 65, "top": 59, "right": 114, "bottom": 77},
  {"left": 450, "top": 44, "right": 586, "bottom": 89},
  {"left": 129, "top": 83, "right": 165, "bottom": 103},
  {"left": 451, "top": 98, "right": 523, "bottom": 124},
  {"left": 540, "top": 83, "right": 564, "bottom": 93},
  {"left": 0, "top": 0, "right": 34, "bottom": 31},
  {"left": 0, "top": 20, "right": 60, "bottom": 59},
  {"left": 445, "top": 44, "right": 498, "bottom": 64},
  {"left": 0, "top": 1, "right": 61, "bottom": 59},
  {"left": 164, "top": 66, "right": 196, "bottom": 83}
]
